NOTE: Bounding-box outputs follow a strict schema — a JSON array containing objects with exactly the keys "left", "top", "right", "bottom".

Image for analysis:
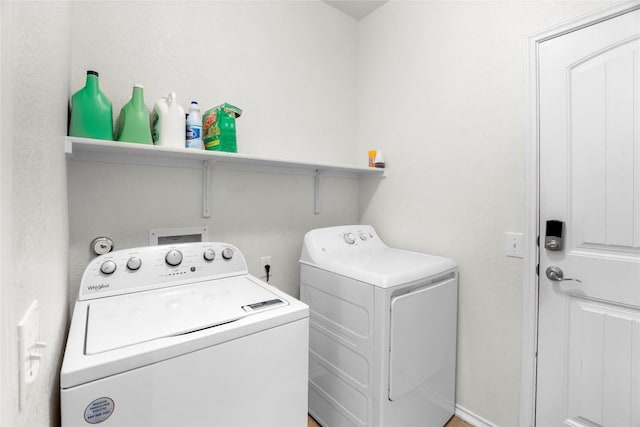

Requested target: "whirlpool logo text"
[{"left": 87, "top": 284, "right": 110, "bottom": 291}]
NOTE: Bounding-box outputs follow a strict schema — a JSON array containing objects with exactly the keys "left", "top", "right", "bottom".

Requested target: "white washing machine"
[
  {"left": 61, "top": 242, "right": 309, "bottom": 427},
  {"left": 299, "top": 225, "right": 457, "bottom": 427}
]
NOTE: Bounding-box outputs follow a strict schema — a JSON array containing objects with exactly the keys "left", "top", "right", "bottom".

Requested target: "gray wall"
[{"left": 1, "top": 1, "right": 71, "bottom": 426}]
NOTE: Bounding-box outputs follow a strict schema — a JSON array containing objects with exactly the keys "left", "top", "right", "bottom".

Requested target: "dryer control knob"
[
  {"left": 359, "top": 233, "right": 368, "bottom": 241},
  {"left": 126, "top": 257, "right": 142, "bottom": 271},
  {"left": 165, "top": 249, "right": 183, "bottom": 266},
  {"left": 100, "top": 260, "right": 117, "bottom": 275},
  {"left": 221, "top": 247, "right": 234, "bottom": 260},
  {"left": 344, "top": 232, "right": 356, "bottom": 244},
  {"left": 203, "top": 249, "right": 216, "bottom": 261}
]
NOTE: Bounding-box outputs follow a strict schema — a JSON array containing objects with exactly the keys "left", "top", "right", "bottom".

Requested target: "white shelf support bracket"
[
  {"left": 314, "top": 169, "right": 322, "bottom": 214},
  {"left": 202, "top": 160, "right": 216, "bottom": 218}
]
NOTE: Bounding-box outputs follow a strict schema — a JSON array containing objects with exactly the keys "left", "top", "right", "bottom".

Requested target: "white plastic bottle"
[
  {"left": 152, "top": 92, "right": 185, "bottom": 148},
  {"left": 186, "top": 101, "right": 204, "bottom": 149},
  {"left": 374, "top": 149, "right": 385, "bottom": 168}
]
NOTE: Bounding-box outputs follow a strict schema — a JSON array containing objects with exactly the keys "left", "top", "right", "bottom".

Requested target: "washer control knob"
[
  {"left": 221, "top": 247, "right": 234, "bottom": 260},
  {"left": 126, "top": 257, "right": 142, "bottom": 271},
  {"left": 100, "top": 260, "right": 117, "bottom": 275},
  {"left": 165, "top": 249, "right": 183, "bottom": 266},
  {"left": 344, "top": 232, "right": 356, "bottom": 245},
  {"left": 203, "top": 249, "right": 216, "bottom": 261},
  {"left": 359, "top": 233, "right": 368, "bottom": 241}
]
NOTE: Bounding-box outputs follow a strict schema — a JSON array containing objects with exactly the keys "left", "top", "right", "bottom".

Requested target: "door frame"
[{"left": 521, "top": 2, "right": 640, "bottom": 426}]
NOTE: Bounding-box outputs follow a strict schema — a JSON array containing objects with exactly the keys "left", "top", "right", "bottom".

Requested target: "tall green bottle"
[
  {"left": 115, "top": 85, "right": 152, "bottom": 144},
  {"left": 69, "top": 71, "right": 114, "bottom": 140}
]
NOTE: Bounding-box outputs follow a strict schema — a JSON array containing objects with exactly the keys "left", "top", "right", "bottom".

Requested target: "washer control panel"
[{"left": 80, "top": 242, "right": 245, "bottom": 301}]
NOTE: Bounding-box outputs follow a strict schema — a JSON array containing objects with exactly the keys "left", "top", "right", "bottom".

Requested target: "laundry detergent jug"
[
  {"left": 152, "top": 92, "right": 185, "bottom": 148},
  {"left": 115, "top": 84, "right": 152, "bottom": 144},
  {"left": 69, "top": 70, "right": 114, "bottom": 140}
]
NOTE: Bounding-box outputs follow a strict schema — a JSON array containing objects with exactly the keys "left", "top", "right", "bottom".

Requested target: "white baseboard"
[{"left": 454, "top": 404, "right": 496, "bottom": 427}]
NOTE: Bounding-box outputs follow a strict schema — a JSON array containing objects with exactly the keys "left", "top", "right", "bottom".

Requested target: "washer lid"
[{"left": 85, "top": 276, "right": 285, "bottom": 355}]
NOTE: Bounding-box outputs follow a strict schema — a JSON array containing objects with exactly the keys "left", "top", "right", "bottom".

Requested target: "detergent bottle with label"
[
  {"left": 152, "top": 92, "right": 185, "bottom": 148},
  {"left": 115, "top": 84, "right": 152, "bottom": 144},
  {"left": 69, "top": 70, "right": 114, "bottom": 140},
  {"left": 186, "top": 101, "right": 204, "bottom": 149}
]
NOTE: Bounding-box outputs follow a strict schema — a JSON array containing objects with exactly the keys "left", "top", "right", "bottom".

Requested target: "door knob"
[{"left": 545, "top": 266, "right": 582, "bottom": 283}]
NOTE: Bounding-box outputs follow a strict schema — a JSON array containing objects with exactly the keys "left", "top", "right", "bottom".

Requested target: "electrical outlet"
[
  {"left": 260, "top": 256, "right": 272, "bottom": 279},
  {"left": 505, "top": 232, "right": 523, "bottom": 258}
]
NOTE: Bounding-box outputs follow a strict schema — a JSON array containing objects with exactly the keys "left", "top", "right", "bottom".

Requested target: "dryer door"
[{"left": 388, "top": 276, "right": 457, "bottom": 401}]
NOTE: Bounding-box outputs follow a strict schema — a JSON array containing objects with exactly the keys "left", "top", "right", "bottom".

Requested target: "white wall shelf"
[{"left": 65, "top": 137, "right": 384, "bottom": 217}]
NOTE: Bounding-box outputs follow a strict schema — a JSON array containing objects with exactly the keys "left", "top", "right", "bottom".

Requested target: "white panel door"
[{"left": 537, "top": 8, "right": 640, "bottom": 427}]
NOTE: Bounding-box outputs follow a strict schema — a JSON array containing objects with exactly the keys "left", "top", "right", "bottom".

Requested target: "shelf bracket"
[
  {"left": 314, "top": 169, "right": 322, "bottom": 214},
  {"left": 202, "top": 160, "right": 216, "bottom": 218}
]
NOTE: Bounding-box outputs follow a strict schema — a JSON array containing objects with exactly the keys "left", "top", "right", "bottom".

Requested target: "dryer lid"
[
  {"left": 299, "top": 225, "right": 456, "bottom": 288},
  {"left": 84, "top": 276, "right": 285, "bottom": 355},
  {"left": 301, "top": 247, "right": 456, "bottom": 288}
]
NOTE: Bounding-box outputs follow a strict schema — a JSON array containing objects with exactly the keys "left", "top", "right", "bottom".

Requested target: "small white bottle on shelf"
[
  {"left": 374, "top": 150, "right": 385, "bottom": 168},
  {"left": 186, "top": 101, "right": 204, "bottom": 149}
]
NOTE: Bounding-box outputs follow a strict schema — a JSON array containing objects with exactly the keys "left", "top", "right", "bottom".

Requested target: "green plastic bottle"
[
  {"left": 115, "top": 85, "right": 152, "bottom": 144},
  {"left": 69, "top": 70, "right": 114, "bottom": 140}
]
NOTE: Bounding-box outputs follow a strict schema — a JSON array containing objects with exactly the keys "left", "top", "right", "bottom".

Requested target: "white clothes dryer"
[
  {"left": 299, "top": 225, "right": 457, "bottom": 427},
  {"left": 61, "top": 242, "right": 309, "bottom": 427}
]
